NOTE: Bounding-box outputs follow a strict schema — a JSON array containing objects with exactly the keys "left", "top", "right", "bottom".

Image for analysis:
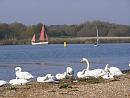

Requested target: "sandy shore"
[{"left": 0, "top": 72, "right": 130, "bottom": 98}]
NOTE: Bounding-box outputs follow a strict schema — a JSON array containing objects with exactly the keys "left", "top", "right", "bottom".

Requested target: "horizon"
[
  {"left": 0, "top": 20, "right": 129, "bottom": 26},
  {"left": 0, "top": 0, "right": 130, "bottom": 25}
]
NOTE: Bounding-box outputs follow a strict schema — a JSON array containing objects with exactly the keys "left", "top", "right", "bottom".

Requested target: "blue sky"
[{"left": 0, "top": 0, "right": 129, "bottom": 25}]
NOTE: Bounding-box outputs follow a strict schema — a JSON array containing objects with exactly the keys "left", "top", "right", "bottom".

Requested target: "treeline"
[{"left": 0, "top": 20, "right": 130, "bottom": 41}]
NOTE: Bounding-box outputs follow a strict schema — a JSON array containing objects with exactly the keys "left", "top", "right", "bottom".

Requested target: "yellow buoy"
[{"left": 64, "top": 41, "right": 67, "bottom": 47}]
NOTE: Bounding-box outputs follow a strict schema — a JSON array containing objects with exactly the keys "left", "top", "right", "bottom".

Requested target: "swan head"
[
  {"left": 80, "top": 58, "right": 88, "bottom": 63},
  {"left": 15, "top": 67, "right": 21, "bottom": 72}
]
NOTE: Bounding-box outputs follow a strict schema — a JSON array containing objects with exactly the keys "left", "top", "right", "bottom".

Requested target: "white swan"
[
  {"left": 0, "top": 80, "right": 7, "bottom": 86},
  {"left": 66, "top": 67, "right": 74, "bottom": 77},
  {"left": 80, "top": 58, "right": 106, "bottom": 78},
  {"left": 55, "top": 72, "right": 67, "bottom": 80},
  {"left": 77, "top": 69, "right": 87, "bottom": 79},
  {"left": 9, "top": 78, "right": 29, "bottom": 85},
  {"left": 104, "top": 64, "right": 123, "bottom": 76},
  {"left": 15, "top": 67, "right": 33, "bottom": 80},
  {"left": 129, "top": 61, "right": 130, "bottom": 67},
  {"left": 37, "top": 74, "right": 56, "bottom": 83},
  {"left": 101, "top": 64, "right": 114, "bottom": 79}
]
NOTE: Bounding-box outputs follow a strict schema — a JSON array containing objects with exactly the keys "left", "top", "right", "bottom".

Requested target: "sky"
[{"left": 0, "top": 0, "right": 130, "bottom": 25}]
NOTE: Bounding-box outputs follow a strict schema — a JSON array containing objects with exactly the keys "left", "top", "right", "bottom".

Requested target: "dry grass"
[{"left": 0, "top": 72, "right": 130, "bottom": 98}]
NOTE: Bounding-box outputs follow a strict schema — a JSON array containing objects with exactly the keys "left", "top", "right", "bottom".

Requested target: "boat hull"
[
  {"left": 94, "top": 44, "right": 99, "bottom": 47},
  {"left": 31, "top": 42, "right": 48, "bottom": 45}
]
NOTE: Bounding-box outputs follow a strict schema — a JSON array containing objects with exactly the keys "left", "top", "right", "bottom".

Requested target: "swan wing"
[
  {"left": 16, "top": 72, "right": 33, "bottom": 79},
  {"left": 0, "top": 80, "right": 7, "bottom": 86},
  {"left": 87, "top": 69, "right": 106, "bottom": 77},
  {"left": 109, "top": 67, "right": 123, "bottom": 76},
  {"left": 9, "top": 79, "right": 29, "bottom": 85},
  {"left": 37, "top": 76, "right": 47, "bottom": 82},
  {"left": 56, "top": 73, "right": 66, "bottom": 80}
]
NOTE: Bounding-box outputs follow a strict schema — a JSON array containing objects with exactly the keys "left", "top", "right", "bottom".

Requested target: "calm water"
[{"left": 0, "top": 44, "right": 130, "bottom": 80}]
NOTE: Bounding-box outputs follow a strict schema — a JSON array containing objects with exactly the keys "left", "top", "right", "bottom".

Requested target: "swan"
[
  {"left": 55, "top": 72, "right": 67, "bottom": 80},
  {"left": 0, "top": 80, "right": 7, "bottom": 86},
  {"left": 80, "top": 58, "right": 106, "bottom": 78},
  {"left": 15, "top": 67, "right": 33, "bottom": 80},
  {"left": 101, "top": 64, "right": 114, "bottom": 79},
  {"left": 77, "top": 69, "right": 87, "bottom": 79},
  {"left": 9, "top": 78, "right": 29, "bottom": 85},
  {"left": 104, "top": 64, "right": 123, "bottom": 76},
  {"left": 37, "top": 74, "right": 56, "bottom": 83},
  {"left": 66, "top": 67, "right": 74, "bottom": 77},
  {"left": 129, "top": 61, "right": 130, "bottom": 67},
  {"left": 101, "top": 72, "right": 114, "bottom": 79}
]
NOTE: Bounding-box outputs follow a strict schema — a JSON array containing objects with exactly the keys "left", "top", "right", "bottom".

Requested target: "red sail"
[
  {"left": 39, "top": 25, "right": 45, "bottom": 41},
  {"left": 31, "top": 33, "right": 36, "bottom": 42}
]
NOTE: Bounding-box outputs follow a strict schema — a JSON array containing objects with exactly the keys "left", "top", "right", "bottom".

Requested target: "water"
[{"left": 0, "top": 43, "right": 130, "bottom": 80}]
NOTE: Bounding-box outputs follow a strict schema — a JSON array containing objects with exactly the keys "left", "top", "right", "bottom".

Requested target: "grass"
[{"left": 59, "top": 83, "right": 72, "bottom": 89}]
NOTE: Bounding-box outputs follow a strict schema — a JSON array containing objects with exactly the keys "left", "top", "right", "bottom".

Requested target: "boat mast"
[{"left": 96, "top": 26, "right": 99, "bottom": 44}]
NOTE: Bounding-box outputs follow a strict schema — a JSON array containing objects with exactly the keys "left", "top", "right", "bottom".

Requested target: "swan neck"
[
  {"left": 104, "top": 64, "right": 109, "bottom": 71},
  {"left": 86, "top": 59, "right": 89, "bottom": 70}
]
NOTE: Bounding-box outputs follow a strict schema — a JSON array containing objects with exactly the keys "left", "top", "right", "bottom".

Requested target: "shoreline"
[
  {"left": 0, "top": 71, "right": 130, "bottom": 98},
  {"left": 0, "top": 37, "right": 130, "bottom": 45}
]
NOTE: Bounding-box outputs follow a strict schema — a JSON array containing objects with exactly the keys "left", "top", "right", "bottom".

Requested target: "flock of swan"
[{"left": 0, "top": 58, "right": 128, "bottom": 87}]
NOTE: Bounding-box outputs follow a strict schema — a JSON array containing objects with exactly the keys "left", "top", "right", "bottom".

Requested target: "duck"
[
  {"left": 37, "top": 74, "right": 56, "bottom": 83},
  {"left": 15, "top": 67, "right": 33, "bottom": 80},
  {"left": 79, "top": 58, "right": 106, "bottom": 78},
  {"left": 0, "top": 80, "right": 7, "bottom": 86},
  {"left": 9, "top": 78, "right": 29, "bottom": 85}
]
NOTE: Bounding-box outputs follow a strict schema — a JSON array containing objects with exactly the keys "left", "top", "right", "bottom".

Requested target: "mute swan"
[
  {"left": 129, "top": 61, "right": 130, "bottom": 67},
  {"left": 80, "top": 58, "right": 106, "bottom": 78},
  {"left": 66, "top": 67, "right": 74, "bottom": 77},
  {"left": 15, "top": 67, "right": 33, "bottom": 80},
  {"left": 104, "top": 64, "right": 123, "bottom": 76},
  {"left": 37, "top": 74, "right": 56, "bottom": 83},
  {"left": 55, "top": 72, "right": 67, "bottom": 80},
  {"left": 101, "top": 64, "right": 114, "bottom": 79},
  {"left": 77, "top": 69, "right": 87, "bottom": 79},
  {"left": 9, "top": 78, "right": 29, "bottom": 85},
  {"left": 0, "top": 80, "right": 7, "bottom": 86}
]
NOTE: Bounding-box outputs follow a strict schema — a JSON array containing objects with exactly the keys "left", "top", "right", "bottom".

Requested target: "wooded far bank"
[{"left": 0, "top": 20, "right": 130, "bottom": 44}]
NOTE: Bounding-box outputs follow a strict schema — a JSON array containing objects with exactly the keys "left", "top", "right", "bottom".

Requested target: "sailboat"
[
  {"left": 94, "top": 26, "right": 99, "bottom": 46},
  {"left": 31, "top": 25, "right": 48, "bottom": 45}
]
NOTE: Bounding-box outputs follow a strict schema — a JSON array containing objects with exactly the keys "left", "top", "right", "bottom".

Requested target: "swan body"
[
  {"left": 9, "top": 79, "right": 29, "bottom": 85},
  {"left": 80, "top": 58, "right": 106, "bottom": 78},
  {"left": 109, "top": 67, "right": 123, "bottom": 76},
  {"left": 15, "top": 67, "right": 33, "bottom": 80},
  {"left": 37, "top": 74, "right": 56, "bottom": 83},
  {"left": 55, "top": 72, "right": 67, "bottom": 80},
  {"left": 84, "top": 69, "right": 106, "bottom": 78},
  {"left": 101, "top": 72, "right": 114, "bottom": 79},
  {"left": 77, "top": 69, "right": 87, "bottom": 78},
  {"left": 100, "top": 64, "right": 114, "bottom": 79},
  {"left": 0, "top": 80, "right": 7, "bottom": 86},
  {"left": 104, "top": 64, "right": 123, "bottom": 76}
]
